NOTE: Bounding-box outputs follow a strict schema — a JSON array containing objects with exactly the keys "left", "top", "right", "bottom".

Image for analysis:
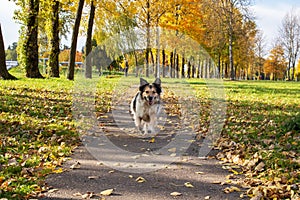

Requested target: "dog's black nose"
[{"left": 149, "top": 96, "right": 153, "bottom": 101}]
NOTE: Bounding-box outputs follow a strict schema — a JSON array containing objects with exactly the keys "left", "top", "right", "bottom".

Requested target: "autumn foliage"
[{"left": 263, "top": 45, "right": 286, "bottom": 80}]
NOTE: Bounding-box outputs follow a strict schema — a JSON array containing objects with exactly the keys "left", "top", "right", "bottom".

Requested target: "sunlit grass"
[{"left": 0, "top": 68, "right": 299, "bottom": 198}]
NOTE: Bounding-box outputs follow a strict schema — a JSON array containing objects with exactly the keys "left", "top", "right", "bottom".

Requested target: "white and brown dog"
[{"left": 130, "top": 78, "right": 162, "bottom": 134}]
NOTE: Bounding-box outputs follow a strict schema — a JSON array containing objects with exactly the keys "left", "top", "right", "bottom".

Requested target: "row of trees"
[{"left": 0, "top": 0, "right": 300, "bottom": 80}]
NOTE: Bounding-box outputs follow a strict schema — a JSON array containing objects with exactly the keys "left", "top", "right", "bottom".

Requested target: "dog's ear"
[
  {"left": 139, "top": 78, "right": 149, "bottom": 92},
  {"left": 140, "top": 78, "right": 149, "bottom": 86},
  {"left": 153, "top": 78, "right": 162, "bottom": 94},
  {"left": 153, "top": 78, "right": 161, "bottom": 86}
]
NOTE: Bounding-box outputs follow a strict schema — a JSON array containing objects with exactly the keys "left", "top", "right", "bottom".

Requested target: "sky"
[{"left": 0, "top": 0, "right": 300, "bottom": 51}]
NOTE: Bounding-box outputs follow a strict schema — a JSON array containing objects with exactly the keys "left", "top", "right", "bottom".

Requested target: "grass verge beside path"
[
  {"left": 0, "top": 69, "right": 118, "bottom": 199},
  {"left": 0, "top": 72, "right": 299, "bottom": 199},
  {"left": 190, "top": 79, "right": 300, "bottom": 199}
]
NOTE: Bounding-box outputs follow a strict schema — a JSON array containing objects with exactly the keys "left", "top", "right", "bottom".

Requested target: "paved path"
[{"left": 40, "top": 83, "right": 245, "bottom": 200}]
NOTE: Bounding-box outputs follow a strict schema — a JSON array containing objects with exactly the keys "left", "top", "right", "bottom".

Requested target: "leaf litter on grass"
[{"left": 1, "top": 76, "right": 299, "bottom": 199}]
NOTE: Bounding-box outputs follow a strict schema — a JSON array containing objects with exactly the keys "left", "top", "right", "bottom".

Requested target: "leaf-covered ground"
[
  {"left": 0, "top": 69, "right": 118, "bottom": 199},
  {"left": 189, "top": 79, "right": 300, "bottom": 199},
  {"left": 0, "top": 70, "right": 299, "bottom": 199}
]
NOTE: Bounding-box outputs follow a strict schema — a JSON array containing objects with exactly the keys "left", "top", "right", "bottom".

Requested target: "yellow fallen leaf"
[
  {"left": 204, "top": 196, "right": 210, "bottom": 199},
  {"left": 100, "top": 189, "right": 114, "bottom": 196},
  {"left": 53, "top": 168, "right": 64, "bottom": 173},
  {"left": 148, "top": 138, "right": 155, "bottom": 143},
  {"left": 170, "top": 191, "right": 182, "bottom": 196},
  {"left": 229, "top": 169, "right": 240, "bottom": 175},
  {"left": 195, "top": 171, "right": 204, "bottom": 174},
  {"left": 136, "top": 176, "right": 146, "bottom": 183},
  {"left": 184, "top": 182, "right": 194, "bottom": 188},
  {"left": 223, "top": 186, "right": 241, "bottom": 193}
]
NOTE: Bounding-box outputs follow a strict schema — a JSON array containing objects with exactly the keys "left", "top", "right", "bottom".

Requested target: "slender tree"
[
  {"left": 49, "top": 0, "right": 60, "bottom": 77},
  {"left": 67, "top": 0, "right": 85, "bottom": 80},
  {"left": 279, "top": 10, "right": 300, "bottom": 81},
  {"left": 0, "top": 24, "right": 17, "bottom": 80},
  {"left": 254, "top": 30, "right": 267, "bottom": 79},
  {"left": 85, "top": 0, "right": 96, "bottom": 79}
]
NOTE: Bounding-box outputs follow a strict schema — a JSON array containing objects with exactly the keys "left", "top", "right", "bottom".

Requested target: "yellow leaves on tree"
[
  {"left": 295, "top": 60, "right": 300, "bottom": 80},
  {"left": 263, "top": 45, "right": 286, "bottom": 80},
  {"left": 59, "top": 49, "right": 83, "bottom": 62}
]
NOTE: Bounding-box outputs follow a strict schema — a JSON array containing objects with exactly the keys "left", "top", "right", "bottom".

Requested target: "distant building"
[{"left": 6, "top": 61, "right": 18, "bottom": 70}]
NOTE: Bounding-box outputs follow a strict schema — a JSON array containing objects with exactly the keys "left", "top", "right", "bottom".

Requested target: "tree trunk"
[
  {"left": 85, "top": 0, "right": 95, "bottom": 79},
  {"left": 175, "top": 54, "right": 179, "bottom": 78},
  {"left": 145, "top": 0, "right": 150, "bottom": 77},
  {"left": 0, "top": 24, "right": 17, "bottom": 80},
  {"left": 181, "top": 56, "right": 185, "bottom": 78},
  {"left": 170, "top": 52, "right": 173, "bottom": 78},
  {"left": 49, "top": 0, "right": 60, "bottom": 78},
  {"left": 162, "top": 49, "right": 165, "bottom": 77},
  {"left": 25, "top": 0, "right": 43, "bottom": 78},
  {"left": 196, "top": 58, "right": 200, "bottom": 78},
  {"left": 150, "top": 49, "right": 154, "bottom": 74},
  {"left": 67, "top": 0, "right": 84, "bottom": 80},
  {"left": 155, "top": 25, "right": 160, "bottom": 78},
  {"left": 229, "top": 33, "right": 235, "bottom": 80},
  {"left": 134, "top": 50, "right": 138, "bottom": 77},
  {"left": 187, "top": 61, "right": 191, "bottom": 78}
]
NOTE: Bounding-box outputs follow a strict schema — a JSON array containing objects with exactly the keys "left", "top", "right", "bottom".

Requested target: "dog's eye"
[
  {"left": 145, "top": 91, "right": 149, "bottom": 94},
  {"left": 153, "top": 91, "right": 156, "bottom": 94}
]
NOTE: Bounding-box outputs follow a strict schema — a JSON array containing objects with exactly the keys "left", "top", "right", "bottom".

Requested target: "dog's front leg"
[
  {"left": 149, "top": 114, "right": 157, "bottom": 134},
  {"left": 143, "top": 123, "right": 149, "bottom": 134}
]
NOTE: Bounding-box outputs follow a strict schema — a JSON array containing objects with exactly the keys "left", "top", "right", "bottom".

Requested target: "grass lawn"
[
  {"left": 189, "top": 79, "right": 300, "bottom": 199},
  {"left": 0, "top": 68, "right": 299, "bottom": 199}
]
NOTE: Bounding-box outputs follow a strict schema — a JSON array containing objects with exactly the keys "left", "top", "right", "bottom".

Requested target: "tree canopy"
[{"left": 0, "top": 0, "right": 298, "bottom": 80}]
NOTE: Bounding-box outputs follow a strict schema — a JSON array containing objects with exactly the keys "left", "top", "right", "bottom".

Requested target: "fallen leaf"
[
  {"left": 254, "top": 162, "right": 265, "bottom": 172},
  {"left": 223, "top": 186, "right": 241, "bottom": 193},
  {"left": 88, "top": 176, "right": 99, "bottom": 179},
  {"left": 136, "top": 176, "right": 146, "bottom": 183},
  {"left": 73, "top": 192, "right": 82, "bottom": 196},
  {"left": 108, "top": 170, "right": 114, "bottom": 173},
  {"left": 81, "top": 192, "right": 94, "bottom": 199},
  {"left": 184, "top": 182, "right": 194, "bottom": 188},
  {"left": 195, "top": 171, "right": 204, "bottom": 174},
  {"left": 53, "top": 168, "right": 64, "bottom": 173},
  {"left": 212, "top": 181, "right": 222, "bottom": 184},
  {"left": 48, "top": 188, "right": 59, "bottom": 193},
  {"left": 100, "top": 189, "right": 114, "bottom": 196},
  {"left": 70, "top": 161, "right": 80, "bottom": 169},
  {"left": 204, "top": 196, "right": 210, "bottom": 199},
  {"left": 170, "top": 191, "right": 182, "bottom": 196},
  {"left": 168, "top": 147, "right": 176, "bottom": 153},
  {"left": 148, "top": 138, "right": 155, "bottom": 143}
]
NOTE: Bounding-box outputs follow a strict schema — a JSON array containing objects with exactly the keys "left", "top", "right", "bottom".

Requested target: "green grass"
[
  {"left": 0, "top": 67, "right": 119, "bottom": 199},
  {"left": 189, "top": 79, "right": 300, "bottom": 198},
  {"left": 0, "top": 68, "right": 299, "bottom": 199}
]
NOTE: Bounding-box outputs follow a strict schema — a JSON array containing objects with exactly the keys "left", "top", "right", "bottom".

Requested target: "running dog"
[{"left": 130, "top": 78, "right": 162, "bottom": 134}]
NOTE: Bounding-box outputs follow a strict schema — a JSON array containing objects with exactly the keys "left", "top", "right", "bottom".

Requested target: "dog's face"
[{"left": 139, "top": 78, "right": 161, "bottom": 106}]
